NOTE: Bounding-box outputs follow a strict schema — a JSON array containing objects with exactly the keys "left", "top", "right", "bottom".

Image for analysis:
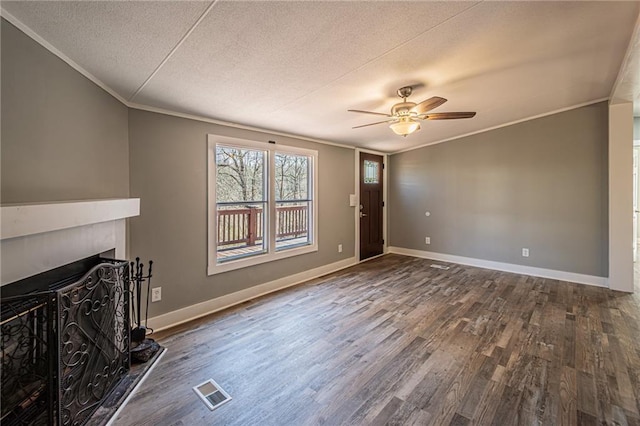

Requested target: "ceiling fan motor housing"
[{"left": 391, "top": 102, "right": 417, "bottom": 117}]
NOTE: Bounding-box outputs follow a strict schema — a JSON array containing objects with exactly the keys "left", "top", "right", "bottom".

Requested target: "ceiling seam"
[
  {"left": 128, "top": 0, "right": 219, "bottom": 102},
  {"left": 271, "top": 0, "right": 484, "bottom": 114},
  {"left": 0, "top": 7, "right": 363, "bottom": 152}
]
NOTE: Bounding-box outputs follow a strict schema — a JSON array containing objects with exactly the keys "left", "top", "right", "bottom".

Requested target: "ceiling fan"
[{"left": 348, "top": 86, "right": 476, "bottom": 137}]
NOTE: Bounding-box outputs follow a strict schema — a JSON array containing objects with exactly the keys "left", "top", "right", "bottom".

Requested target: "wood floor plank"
[
  {"left": 472, "top": 378, "right": 506, "bottom": 425},
  {"left": 558, "top": 365, "right": 577, "bottom": 426},
  {"left": 114, "top": 254, "right": 640, "bottom": 426},
  {"left": 577, "top": 370, "right": 598, "bottom": 418}
]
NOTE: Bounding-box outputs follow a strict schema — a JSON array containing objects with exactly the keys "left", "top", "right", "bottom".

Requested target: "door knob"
[{"left": 360, "top": 212, "right": 367, "bottom": 218}]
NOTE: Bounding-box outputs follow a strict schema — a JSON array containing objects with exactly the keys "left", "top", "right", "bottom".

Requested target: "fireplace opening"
[{"left": 1, "top": 255, "right": 131, "bottom": 425}]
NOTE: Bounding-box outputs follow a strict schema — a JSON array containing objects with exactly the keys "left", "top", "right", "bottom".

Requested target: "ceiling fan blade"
[
  {"left": 412, "top": 97, "right": 447, "bottom": 114},
  {"left": 348, "top": 109, "right": 392, "bottom": 117},
  {"left": 352, "top": 120, "right": 394, "bottom": 129},
  {"left": 423, "top": 112, "right": 476, "bottom": 120}
]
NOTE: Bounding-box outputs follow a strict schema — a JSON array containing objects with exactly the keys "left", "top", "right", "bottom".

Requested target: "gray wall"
[
  {"left": 128, "top": 110, "right": 355, "bottom": 317},
  {"left": 389, "top": 102, "right": 608, "bottom": 277},
  {"left": 1, "top": 19, "right": 129, "bottom": 203},
  {"left": 1, "top": 16, "right": 355, "bottom": 318},
  {"left": 635, "top": 117, "right": 639, "bottom": 140}
]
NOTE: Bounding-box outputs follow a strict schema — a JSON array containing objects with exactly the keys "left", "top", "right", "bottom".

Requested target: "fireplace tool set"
[{"left": 129, "top": 257, "right": 160, "bottom": 362}]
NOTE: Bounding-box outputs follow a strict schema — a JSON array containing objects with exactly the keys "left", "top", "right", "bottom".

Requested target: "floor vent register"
[{"left": 193, "top": 379, "right": 232, "bottom": 411}]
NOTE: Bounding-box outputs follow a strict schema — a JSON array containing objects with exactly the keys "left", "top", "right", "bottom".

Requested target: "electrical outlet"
[
  {"left": 151, "top": 287, "right": 162, "bottom": 302},
  {"left": 522, "top": 248, "right": 529, "bottom": 257},
  {"left": 338, "top": 244, "right": 343, "bottom": 253},
  {"left": 425, "top": 237, "right": 431, "bottom": 245}
]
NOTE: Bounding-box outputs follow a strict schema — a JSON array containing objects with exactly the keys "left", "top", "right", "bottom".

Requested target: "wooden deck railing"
[
  {"left": 217, "top": 205, "right": 307, "bottom": 249},
  {"left": 217, "top": 207, "right": 264, "bottom": 246},
  {"left": 276, "top": 205, "right": 308, "bottom": 239}
]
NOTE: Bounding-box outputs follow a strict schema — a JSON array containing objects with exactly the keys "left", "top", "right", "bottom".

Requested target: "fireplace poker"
[
  {"left": 136, "top": 259, "right": 143, "bottom": 328},
  {"left": 129, "top": 259, "right": 138, "bottom": 326},
  {"left": 144, "top": 260, "right": 153, "bottom": 329}
]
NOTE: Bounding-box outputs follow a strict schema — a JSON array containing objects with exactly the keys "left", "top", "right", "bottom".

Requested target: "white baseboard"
[
  {"left": 388, "top": 246, "right": 609, "bottom": 288},
  {"left": 148, "top": 257, "right": 357, "bottom": 332}
]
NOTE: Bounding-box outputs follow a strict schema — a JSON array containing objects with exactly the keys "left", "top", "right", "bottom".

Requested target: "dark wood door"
[{"left": 359, "top": 152, "right": 384, "bottom": 260}]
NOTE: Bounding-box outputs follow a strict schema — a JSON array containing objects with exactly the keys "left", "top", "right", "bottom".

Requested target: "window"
[{"left": 208, "top": 136, "right": 318, "bottom": 274}]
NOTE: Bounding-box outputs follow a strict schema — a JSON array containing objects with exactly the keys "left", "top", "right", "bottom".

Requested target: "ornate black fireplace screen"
[{"left": 1, "top": 257, "right": 130, "bottom": 425}]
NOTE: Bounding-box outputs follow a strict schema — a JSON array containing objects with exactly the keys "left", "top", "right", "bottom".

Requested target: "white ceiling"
[{"left": 2, "top": 1, "right": 639, "bottom": 152}]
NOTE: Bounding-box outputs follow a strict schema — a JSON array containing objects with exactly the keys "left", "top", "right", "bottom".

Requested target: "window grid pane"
[
  {"left": 275, "top": 152, "right": 312, "bottom": 251},
  {"left": 216, "top": 146, "right": 265, "bottom": 203},
  {"left": 216, "top": 203, "right": 267, "bottom": 262},
  {"left": 215, "top": 144, "right": 267, "bottom": 262},
  {"left": 276, "top": 201, "right": 311, "bottom": 250},
  {"left": 275, "top": 153, "right": 309, "bottom": 201}
]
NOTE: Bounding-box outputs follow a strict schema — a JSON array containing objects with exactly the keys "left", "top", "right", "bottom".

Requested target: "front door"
[{"left": 359, "top": 152, "right": 384, "bottom": 260}]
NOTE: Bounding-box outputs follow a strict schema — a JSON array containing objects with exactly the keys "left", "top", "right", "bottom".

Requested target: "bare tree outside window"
[
  {"left": 215, "top": 146, "right": 267, "bottom": 262},
  {"left": 208, "top": 136, "right": 318, "bottom": 274},
  {"left": 275, "top": 153, "right": 311, "bottom": 250},
  {"left": 216, "top": 146, "right": 264, "bottom": 202},
  {"left": 214, "top": 144, "right": 313, "bottom": 263},
  {"left": 275, "top": 153, "right": 308, "bottom": 201}
]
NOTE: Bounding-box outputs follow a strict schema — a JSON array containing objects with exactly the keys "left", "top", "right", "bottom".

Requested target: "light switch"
[{"left": 349, "top": 194, "right": 357, "bottom": 207}]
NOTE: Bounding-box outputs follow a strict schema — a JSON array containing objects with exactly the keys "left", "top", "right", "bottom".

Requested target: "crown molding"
[
  {"left": 128, "top": 102, "right": 357, "bottom": 150},
  {"left": 1, "top": 8, "right": 357, "bottom": 151},
  {"left": 391, "top": 98, "right": 609, "bottom": 155},
  {"left": 0, "top": 8, "right": 129, "bottom": 105},
  {"left": 1, "top": 9, "right": 613, "bottom": 156}
]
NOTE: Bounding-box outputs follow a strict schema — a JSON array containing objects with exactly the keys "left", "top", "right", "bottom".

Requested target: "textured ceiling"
[{"left": 2, "top": 1, "right": 639, "bottom": 152}]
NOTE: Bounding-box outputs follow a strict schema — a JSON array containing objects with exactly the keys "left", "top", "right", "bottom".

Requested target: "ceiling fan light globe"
[{"left": 390, "top": 119, "right": 420, "bottom": 136}]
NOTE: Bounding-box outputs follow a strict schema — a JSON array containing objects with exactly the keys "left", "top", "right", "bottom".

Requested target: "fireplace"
[{"left": 1, "top": 255, "right": 131, "bottom": 425}]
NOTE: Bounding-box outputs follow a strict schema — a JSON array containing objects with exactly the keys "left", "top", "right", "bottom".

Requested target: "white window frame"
[{"left": 208, "top": 135, "right": 318, "bottom": 275}]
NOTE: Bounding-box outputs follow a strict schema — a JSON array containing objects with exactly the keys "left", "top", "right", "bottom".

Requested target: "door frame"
[
  {"left": 634, "top": 145, "right": 639, "bottom": 263},
  {"left": 354, "top": 148, "right": 388, "bottom": 262}
]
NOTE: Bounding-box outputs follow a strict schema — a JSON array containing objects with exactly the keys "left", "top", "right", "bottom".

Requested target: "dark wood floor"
[{"left": 115, "top": 254, "right": 640, "bottom": 425}]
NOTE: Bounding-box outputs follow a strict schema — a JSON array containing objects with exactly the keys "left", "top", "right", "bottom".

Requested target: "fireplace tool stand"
[{"left": 129, "top": 257, "right": 160, "bottom": 363}]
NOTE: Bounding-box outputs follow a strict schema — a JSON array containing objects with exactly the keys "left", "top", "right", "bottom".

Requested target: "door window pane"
[{"left": 364, "top": 160, "right": 379, "bottom": 184}]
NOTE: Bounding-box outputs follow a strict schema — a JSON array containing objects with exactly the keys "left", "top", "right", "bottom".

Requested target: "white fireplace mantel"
[{"left": 1, "top": 198, "right": 140, "bottom": 285}]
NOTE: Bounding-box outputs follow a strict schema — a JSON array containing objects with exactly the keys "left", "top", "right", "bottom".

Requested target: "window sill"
[{"left": 207, "top": 244, "right": 318, "bottom": 275}]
